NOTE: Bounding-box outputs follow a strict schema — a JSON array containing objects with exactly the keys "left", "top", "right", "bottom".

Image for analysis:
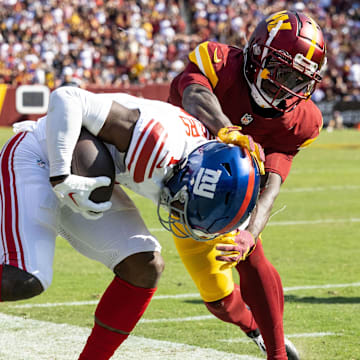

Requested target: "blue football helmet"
[{"left": 157, "top": 141, "right": 260, "bottom": 241}]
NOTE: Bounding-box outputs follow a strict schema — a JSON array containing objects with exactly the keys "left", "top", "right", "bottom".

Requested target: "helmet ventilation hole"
[{"left": 221, "top": 162, "right": 232, "bottom": 175}]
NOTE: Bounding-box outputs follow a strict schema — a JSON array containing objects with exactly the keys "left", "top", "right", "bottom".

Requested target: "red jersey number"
[{"left": 180, "top": 115, "right": 209, "bottom": 138}]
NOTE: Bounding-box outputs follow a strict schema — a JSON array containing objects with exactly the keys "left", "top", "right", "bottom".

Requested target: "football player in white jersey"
[{"left": 0, "top": 87, "right": 262, "bottom": 359}]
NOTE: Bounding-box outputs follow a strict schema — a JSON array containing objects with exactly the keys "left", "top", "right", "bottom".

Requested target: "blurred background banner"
[{"left": 0, "top": 83, "right": 170, "bottom": 126}]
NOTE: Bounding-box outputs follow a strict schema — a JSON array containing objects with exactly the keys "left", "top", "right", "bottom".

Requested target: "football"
[{"left": 71, "top": 127, "right": 115, "bottom": 203}]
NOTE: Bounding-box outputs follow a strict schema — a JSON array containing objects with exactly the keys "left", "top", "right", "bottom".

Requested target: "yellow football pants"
[{"left": 172, "top": 233, "right": 235, "bottom": 302}]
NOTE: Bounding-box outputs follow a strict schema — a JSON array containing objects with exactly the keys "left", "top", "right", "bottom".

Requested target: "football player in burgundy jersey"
[{"left": 168, "top": 10, "right": 327, "bottom": 360}]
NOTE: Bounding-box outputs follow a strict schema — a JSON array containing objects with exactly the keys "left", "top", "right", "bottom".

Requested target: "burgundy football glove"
[{"left": 216, "top": 230, "right": 256, "bottom": 263}]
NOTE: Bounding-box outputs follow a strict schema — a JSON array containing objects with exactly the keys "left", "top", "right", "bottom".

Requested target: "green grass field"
[{"left": 0, "top": 126, "right": 359, "bottom": 360}]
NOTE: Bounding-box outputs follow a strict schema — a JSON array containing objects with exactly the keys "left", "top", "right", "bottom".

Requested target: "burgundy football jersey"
[{"left": 169, "top": 41, "right": 323, "bottom": 182}]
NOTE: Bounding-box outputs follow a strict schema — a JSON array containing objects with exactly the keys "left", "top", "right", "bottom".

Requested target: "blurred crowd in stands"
[{"left": 0, "top": 0, "right": 359, "bottom": 104}]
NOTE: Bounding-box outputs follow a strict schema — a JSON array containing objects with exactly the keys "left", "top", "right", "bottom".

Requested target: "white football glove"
[{"left": 53, "top": 174, "right": 112, "bottom": 220}]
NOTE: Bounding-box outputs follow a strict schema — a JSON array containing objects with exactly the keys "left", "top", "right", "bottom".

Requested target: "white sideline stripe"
[
  {"left": 12, "top": 282, "right": 360, "bottom": 309},
  {"left": 287, "top": 332, "right": 338, "bottom": 338},
  {"left": 268, "top": 218, "right": 360, "bottom": 226},
  {"left": 12, "top": 294, "right": 201, "bottom": 309},
  {"left": 281, "top": 185, "right": 360, "bottom": 193},
  {"left": 219, "top": 332, "right": 338, "bottom": 343},
  {"left": 0, "top": 313, "right": 262, "bottom": 360},
  {"left": 283, "top": 282, "right": 360, "bottom": 291},
  {"left": 139, "top": 315, "right": 215, "bottom": 323}
]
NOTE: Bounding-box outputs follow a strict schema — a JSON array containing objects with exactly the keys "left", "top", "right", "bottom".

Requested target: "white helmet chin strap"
[
  {"left": 244, "top": 46, "right": 272, "bottom": 108},
  {"left": 249, "top": 84, "right": 274, "bottom": 108}
]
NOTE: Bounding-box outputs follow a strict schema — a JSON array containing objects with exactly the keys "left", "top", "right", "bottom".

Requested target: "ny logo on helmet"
[{"left": 193, "top": 168, "right": 222, "bottom": 199}]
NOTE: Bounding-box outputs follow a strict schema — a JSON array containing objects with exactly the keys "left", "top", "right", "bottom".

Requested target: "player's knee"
[
  {"left": 205, "top": 298, "right": 228, "bottom": 315},
  {"left": 114, "top": 251, "right": 164, "bottom": 288},
  {"left": 1, "top": 265, "right": 44, "bottom": 301}
]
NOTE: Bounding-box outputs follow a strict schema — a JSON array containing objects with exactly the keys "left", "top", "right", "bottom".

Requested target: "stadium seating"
[{"left": 0, "top": 0, "right": 358, "bottom": 103}]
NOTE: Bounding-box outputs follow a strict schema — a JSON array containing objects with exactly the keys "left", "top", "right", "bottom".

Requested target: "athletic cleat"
[
  {"left": 247, "top": 329, "right": 300, "bottom": 359},
  {"left": 285, "top": 338, "right": 300, "bottom": 360},
  {"left": 247, "top": 329, "right": 266, "bottom": 355}
]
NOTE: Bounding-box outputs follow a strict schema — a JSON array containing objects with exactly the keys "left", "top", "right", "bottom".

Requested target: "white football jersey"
[
  {"left": 105, "top": 94, "right": 212, "bottom": 203},
  {"left": 29, "top": 91, "right": 212, "bottom": 204}
]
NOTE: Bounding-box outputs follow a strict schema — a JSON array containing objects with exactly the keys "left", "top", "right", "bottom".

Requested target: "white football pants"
[{"left": 0, "top": 131, "right": 161, "bottom": 290}]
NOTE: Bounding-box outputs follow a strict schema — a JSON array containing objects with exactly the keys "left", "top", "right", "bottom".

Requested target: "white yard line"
[
  {"left": 283, "top": 282, "right": 360, "bottom": 292},
  {"left": 267, "top": 218, "right": 360, "bottom": 226},
  {"left": 11, "top": 295, "right": 201, "bottom": 309},
  {"left": 286, "top": 332, "right": 338, "bottom": 338},
  {"left": 12, "top": 282, "right": 360, "bottom": 309},
  {"left": 219, "top": 332, "right": 338, "bottom": 343},
  {"left": 280, "top": 185, "right": 360, "bottom": 193},
  {"left": 139, "top": 315, "right": 216, "bottom": 323},
  {"left": 0, "top": 313, "right": 262, "bottom": 360}
]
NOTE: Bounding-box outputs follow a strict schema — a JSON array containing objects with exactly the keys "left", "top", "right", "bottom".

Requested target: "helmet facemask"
[
  {"left": 246, "top": 43, "right": 323, "bottom": 112},
  {"left": 157, "top": 184, "right": 219, "bottom": 242}
]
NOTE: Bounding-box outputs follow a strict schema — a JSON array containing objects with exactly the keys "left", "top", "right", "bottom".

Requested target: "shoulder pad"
[{"left": 188, "top": 42, "right": 229, "bottom": 88}]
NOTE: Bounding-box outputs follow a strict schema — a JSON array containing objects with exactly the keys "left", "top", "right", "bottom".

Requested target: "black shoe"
[
  {"left": 247, "top": 329, "right": 300, "bottom": 359},
  {"left": 247, "top": 329, "right": 266, "bottom": 355},
  {"left": 285, "top": 338, "right": 300, "bottom": 360}
]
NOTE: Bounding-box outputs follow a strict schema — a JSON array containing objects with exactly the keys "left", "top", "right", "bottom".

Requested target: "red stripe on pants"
[{"left": 0, "top": 132, "right": 27, "bottom": 270}]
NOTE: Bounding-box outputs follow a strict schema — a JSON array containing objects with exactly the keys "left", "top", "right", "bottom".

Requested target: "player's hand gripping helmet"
[
  {"left": 244, "top": 10, "right": 327, "bottom": 112},
  {"left": 157, "top": 141, "right": 260, "bottom": 241}
]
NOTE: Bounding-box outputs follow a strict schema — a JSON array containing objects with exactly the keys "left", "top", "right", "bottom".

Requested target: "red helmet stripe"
[{"left": 219, "top": 149, "right": 255, "bottom": 233}]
